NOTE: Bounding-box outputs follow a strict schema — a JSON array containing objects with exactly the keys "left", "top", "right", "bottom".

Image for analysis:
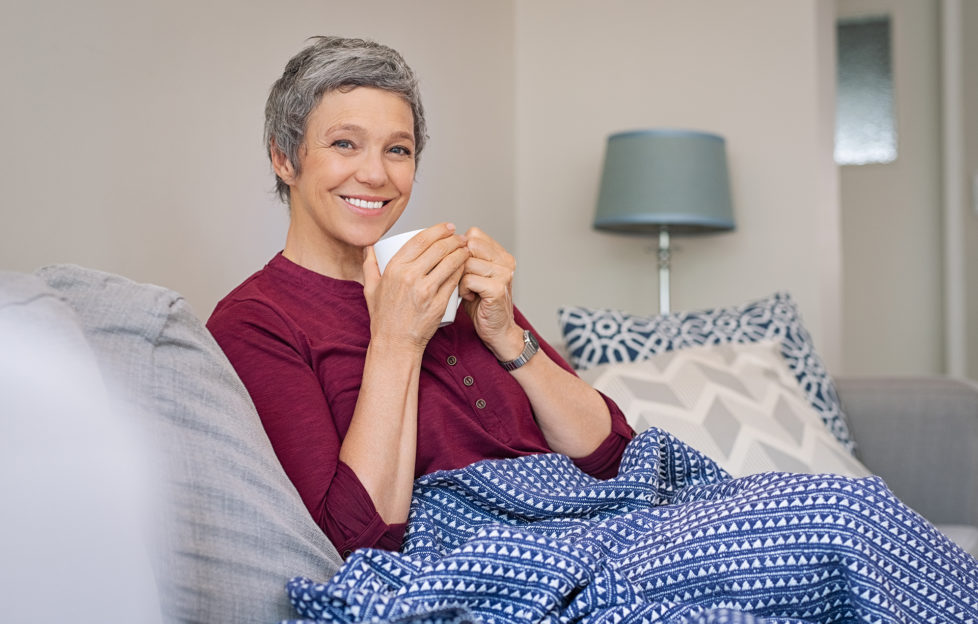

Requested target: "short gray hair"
[{"left": 264, "top": 36, "right": 428, "bottom": 203}]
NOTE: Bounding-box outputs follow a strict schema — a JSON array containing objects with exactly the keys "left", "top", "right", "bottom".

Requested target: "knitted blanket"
[{"left": 283, "top": 428, "right": 978, "bottom": 624}]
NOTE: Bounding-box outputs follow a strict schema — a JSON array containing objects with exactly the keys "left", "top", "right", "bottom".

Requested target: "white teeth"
[{"left": 345, "top": 197, "right": 385, "bottom": 210}]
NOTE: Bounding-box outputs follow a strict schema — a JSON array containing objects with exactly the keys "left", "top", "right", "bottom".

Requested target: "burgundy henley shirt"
[{"left": 207, "top": 253, "right": 633, "bottom": 555}]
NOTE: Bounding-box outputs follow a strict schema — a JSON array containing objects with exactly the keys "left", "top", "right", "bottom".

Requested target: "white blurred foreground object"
[{"left": 0, "top": 321, "right": 162, "bottom": 622}]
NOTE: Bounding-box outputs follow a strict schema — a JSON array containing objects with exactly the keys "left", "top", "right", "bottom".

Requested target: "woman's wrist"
[
  {"left": 366, "top": 332, "right": 427, "bottom": 365},
  {"left": 488, "top": 325, "right": 528, "bottom": 363}
]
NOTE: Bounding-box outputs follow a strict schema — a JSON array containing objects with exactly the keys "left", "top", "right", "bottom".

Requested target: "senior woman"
[{"left": 207, "top": 36, "right": 633, "bottom": 557}]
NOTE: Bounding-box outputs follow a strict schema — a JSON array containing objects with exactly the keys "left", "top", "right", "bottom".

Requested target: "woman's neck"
[{"left": 282, "top": 227, "right": 365, "bottom": 284}]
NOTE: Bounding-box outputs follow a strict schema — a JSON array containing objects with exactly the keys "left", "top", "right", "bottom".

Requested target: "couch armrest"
[{"left": 835, "top": 375, "right": 978, "bottom": 526}]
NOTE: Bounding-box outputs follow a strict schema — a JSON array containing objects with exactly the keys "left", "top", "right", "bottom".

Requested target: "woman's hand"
[
  {"left": 459, "top": 227, "right": 525, "bottom": 361},
  {"left": 362, "top": 223, "right": 469, "bottom": 351}
]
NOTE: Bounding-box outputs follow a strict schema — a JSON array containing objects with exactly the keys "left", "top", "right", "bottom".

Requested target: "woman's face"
[{"left": 280, "top": 86, "right": 416, "bottom": 267}]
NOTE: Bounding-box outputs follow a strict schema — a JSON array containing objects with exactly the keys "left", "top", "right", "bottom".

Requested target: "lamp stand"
[{"left": 657, "top": 227, "right": 671, "bottom": 315}]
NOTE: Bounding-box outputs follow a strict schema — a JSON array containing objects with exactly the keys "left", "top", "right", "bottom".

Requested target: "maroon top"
[{"left": 207, "top": 253, "right": 633, "bottom": 555}]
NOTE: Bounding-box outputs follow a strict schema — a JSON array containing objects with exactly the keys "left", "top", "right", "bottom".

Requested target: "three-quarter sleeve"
[{"left": 207, "top": 300, "right": 402, "bottom": 553}]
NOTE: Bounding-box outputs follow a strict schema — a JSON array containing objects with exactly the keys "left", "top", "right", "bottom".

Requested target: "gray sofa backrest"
[{"left": 10, "top": 265, "right": 343, "bottom": 623}]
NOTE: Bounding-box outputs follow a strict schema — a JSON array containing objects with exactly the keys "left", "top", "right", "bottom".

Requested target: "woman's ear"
[{"left": 269, "top": 140, "right": 298, "bottom": 185}]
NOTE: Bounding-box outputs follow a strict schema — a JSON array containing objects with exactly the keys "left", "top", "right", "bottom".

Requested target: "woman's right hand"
[{"left": 362, "top": 223, "right": 469, "bottom": 351}]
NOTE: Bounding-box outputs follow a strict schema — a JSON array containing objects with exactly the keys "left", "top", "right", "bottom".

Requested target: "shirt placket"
[{"left": 440, "top": 349, "right": 510, "bottom": 443}]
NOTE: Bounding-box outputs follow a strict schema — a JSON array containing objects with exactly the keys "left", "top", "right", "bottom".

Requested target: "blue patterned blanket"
[{"left": 284, "top": 429, "right": 978, "bottom": 624}]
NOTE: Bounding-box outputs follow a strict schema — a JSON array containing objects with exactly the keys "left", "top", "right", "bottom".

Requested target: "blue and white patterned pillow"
[{"left": 558, "top": 292, "right": 855, "bottom": 452}]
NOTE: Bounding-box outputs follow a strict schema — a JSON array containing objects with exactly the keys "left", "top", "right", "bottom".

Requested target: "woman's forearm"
[
  {"left": 509, "top": 350, "right": 612, "bottom": 458},
  {"left": 338, "top": 339, "right": 423, "bottom": 525}
]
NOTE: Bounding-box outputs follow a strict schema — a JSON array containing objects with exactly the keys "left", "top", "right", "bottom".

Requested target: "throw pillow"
[
  {"left": 579, "top": 340, "right": 871, "bottom": 478},
  {"left": 37, "top": 264, "right": 344, "bottom": 624},
  {"left": 558, "top": 292, "right": 854, "bottom": 452}
]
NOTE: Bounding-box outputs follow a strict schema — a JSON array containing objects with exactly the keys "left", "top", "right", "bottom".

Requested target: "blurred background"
[{"left": 1, "top": 0, "right": 975, "bottom": 381}]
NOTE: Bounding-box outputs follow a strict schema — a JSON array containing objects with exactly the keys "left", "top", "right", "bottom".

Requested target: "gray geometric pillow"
[
  {"left": 37, "top": 264, "right": 342, "bottom": 624},
  {"left": 579, "top": 340, "right": 871, "bottom": 478}
]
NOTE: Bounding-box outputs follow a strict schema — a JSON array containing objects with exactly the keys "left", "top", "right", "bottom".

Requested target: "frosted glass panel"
[{"left": 835, "top": 16, "right": 897, "bottom": 165}]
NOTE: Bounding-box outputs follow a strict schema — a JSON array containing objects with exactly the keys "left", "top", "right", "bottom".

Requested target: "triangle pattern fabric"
[{"left": 284, "top": 428, "right": 978, "bottom": 624}]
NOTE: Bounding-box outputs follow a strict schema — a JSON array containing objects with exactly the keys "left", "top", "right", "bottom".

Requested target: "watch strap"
[{"left": 498, "top": 330, "right": 539, "bottom": 371}]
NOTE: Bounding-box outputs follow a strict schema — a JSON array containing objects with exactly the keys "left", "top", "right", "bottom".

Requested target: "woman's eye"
[
  {"left": 332, "top": 139, "right": 354, "bottom": 150},
  {"left": 389, "top": 145, "right": 412, "bottom": 157}
]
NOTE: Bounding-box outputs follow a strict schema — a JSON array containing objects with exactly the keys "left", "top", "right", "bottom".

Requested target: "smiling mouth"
[{"left": 343, "top": 196, "right": 388, "bottom": 210}]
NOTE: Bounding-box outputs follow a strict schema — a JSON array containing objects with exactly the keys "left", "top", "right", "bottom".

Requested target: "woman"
[{"left": 207, "top": 36, "right": 633, "bottom": 557}]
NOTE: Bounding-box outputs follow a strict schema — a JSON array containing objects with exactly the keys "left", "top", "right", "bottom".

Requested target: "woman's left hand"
[{"left": 458, "top": 227, "right": 525, "bottom": 362}]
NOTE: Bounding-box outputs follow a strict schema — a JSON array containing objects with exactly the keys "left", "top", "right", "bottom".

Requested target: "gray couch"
[{"left": 1, "top": 264, "right": 976, "bottom": 623}]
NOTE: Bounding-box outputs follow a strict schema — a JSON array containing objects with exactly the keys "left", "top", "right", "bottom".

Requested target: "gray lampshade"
[{"left": 593, "top": 129, "right": 735, "bottom": 235}]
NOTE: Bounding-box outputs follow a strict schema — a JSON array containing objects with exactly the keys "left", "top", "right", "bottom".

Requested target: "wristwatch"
[{"left": 498, "top": 330, "right": 540, "bottom": 371}]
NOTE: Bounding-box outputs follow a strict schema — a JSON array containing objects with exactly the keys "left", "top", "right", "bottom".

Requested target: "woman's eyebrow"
[
  {"left": 324, "top": 125, "right": 413, "bottom": 144},
  {"left": 390, "top": 130, "right": 415, "bottom": 144},
  {"left": 325, "top": 123, "right": 366, "bottom": 136}
]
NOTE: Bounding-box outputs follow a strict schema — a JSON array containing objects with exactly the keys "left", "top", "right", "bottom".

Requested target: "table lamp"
[{"left": 593, "top": 129, "right": 735, "bottom": 315}]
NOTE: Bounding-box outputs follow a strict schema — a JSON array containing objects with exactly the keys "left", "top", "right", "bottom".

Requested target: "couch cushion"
[{"left": 37, "top": 265, "right": 343, "bottom": 624}]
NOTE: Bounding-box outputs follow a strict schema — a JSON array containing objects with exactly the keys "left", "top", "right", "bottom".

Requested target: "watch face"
[{"left": 521, "top": 330, "right": 539, "bottom": 361}]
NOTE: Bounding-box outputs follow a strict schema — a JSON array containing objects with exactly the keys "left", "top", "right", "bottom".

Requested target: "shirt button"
[
  {"left": 447, "top": 355, "right": 458, "bottom": 366},
  {"left": 463, "top": 375, "right": 474, "bottom": 386},
  {"left": 475, "top": 399, "right": 487, "bottom": 409}
]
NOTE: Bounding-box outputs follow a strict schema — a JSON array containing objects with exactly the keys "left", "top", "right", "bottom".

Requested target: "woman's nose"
[{"left": 354, "top": 150, "right": 388, "bottom": 187}]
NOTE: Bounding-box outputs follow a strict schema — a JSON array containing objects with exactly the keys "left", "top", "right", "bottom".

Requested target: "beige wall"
[
  {"left": 0, "top": 0, "right": 516, "bottom": 319},
  {"left": 2, "top": 0, "right": 846, "bottom": 371},
  {"left": 837, "top": 0, "right": 945, "bottom": 376},
  {"left": 963, "top": 0, "right": 978, "bottom": 380},
  {"left": 513, "top": 0, "right": 842, "bottom": 367}
]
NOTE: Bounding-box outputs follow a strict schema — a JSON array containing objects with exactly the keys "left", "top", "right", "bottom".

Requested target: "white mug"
[{"left": 373, "top": 229, "right": 461, "bottom": 327}]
